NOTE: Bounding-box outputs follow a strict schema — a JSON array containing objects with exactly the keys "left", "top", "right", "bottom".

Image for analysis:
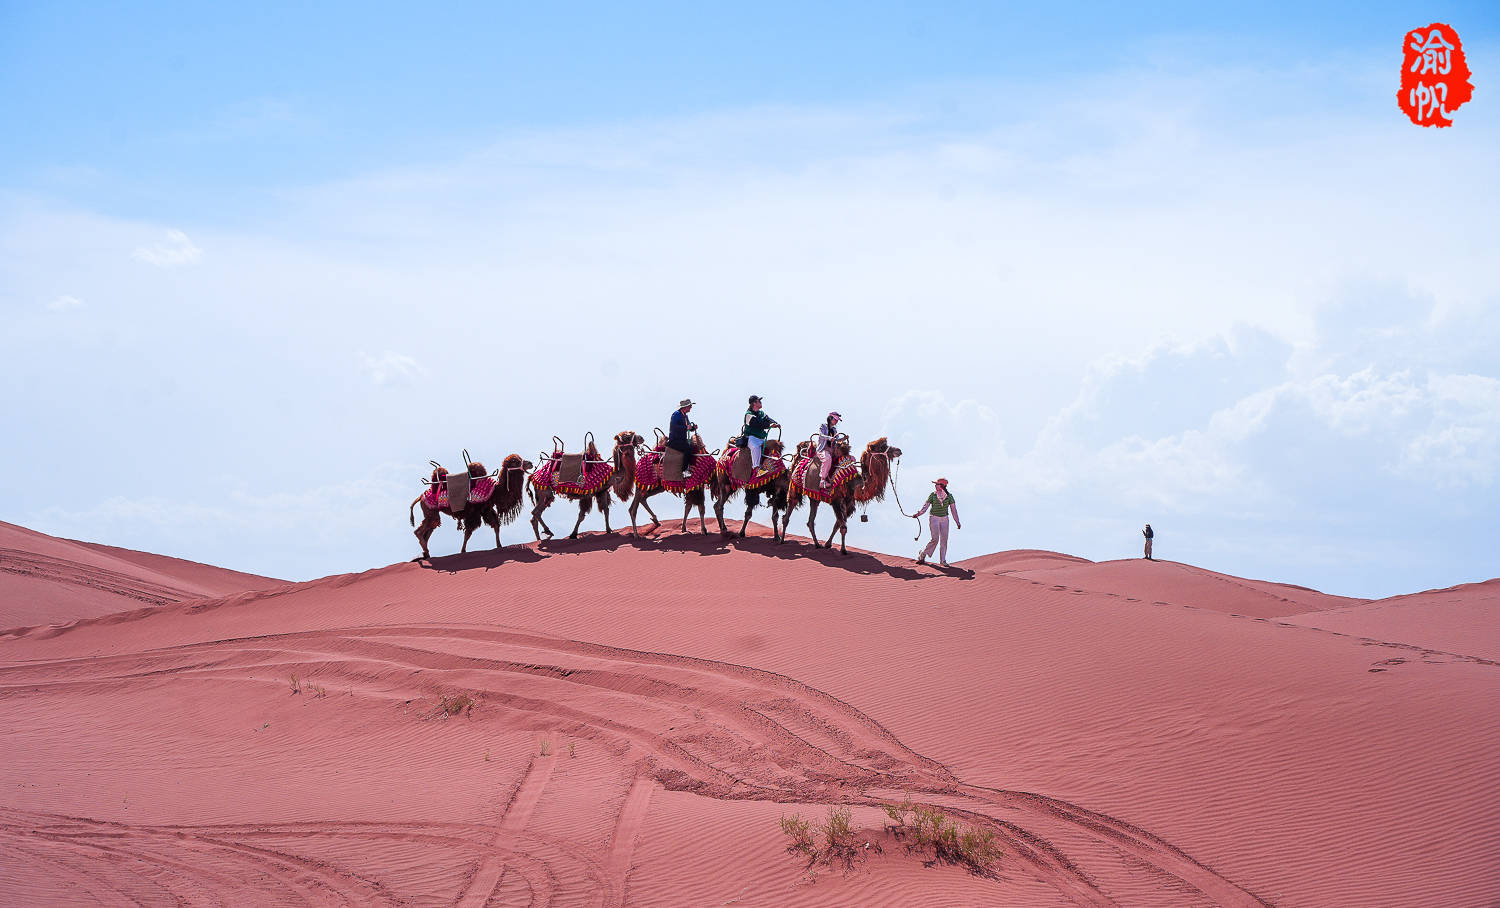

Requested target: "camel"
[
  {"left": 409, "top": 455, "right": 531, "bottom": 558},
  {"left": 529, "top": 431, "right": 643, "bottom": 540},
  {"left": 710, "top": 437, "right": 791, "bottom": 540},
  {"left": 782, "top": 437, "right": 902, "bottom": 554},
  {"left": 628, "top": 432, "right": 715, "bottom": 536}
]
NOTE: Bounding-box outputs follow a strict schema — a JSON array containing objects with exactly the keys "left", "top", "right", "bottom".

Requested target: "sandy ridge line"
[
  {"left": 0, "top": 547, "right": 200, "bottom": 605},
  {"left": 999, "top": 572, "right": 1500, "bottom": 668}
]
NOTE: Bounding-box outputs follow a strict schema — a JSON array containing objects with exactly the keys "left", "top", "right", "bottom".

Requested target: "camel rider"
[
  {"left": 742, "top": 395, "right": 780, "bottom": 469},
  {"left": 669, "top": 398, "right": 698, "bottom": 473},
  {"left": 814, "top": 411, "right": 842, "bottom": 490}
]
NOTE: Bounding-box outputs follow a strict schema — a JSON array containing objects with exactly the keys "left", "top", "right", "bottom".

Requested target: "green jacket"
[{"left": 743, "top": 409, "right": 775, "bottom": 439}]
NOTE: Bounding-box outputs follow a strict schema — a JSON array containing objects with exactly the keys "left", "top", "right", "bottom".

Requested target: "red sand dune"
[
  {"left": 1282, "top": 579, "right": 1500, "bottom": 661},
  {"left": 967, "top": 553, "right": 1367, "bottom": 619},
  {"left": 1, "top": 523, "right": 1497, "bottom": 906},
  {"left": 0, "top": 520, "right": 282, "bottom": 628}
]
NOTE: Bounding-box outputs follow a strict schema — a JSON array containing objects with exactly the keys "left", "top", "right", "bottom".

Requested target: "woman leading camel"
[{"left": 914, "top": 478, "right": 961, "bottom": 567}]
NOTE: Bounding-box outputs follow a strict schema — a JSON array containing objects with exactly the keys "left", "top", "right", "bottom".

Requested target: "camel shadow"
[
  {"left": 532, "top": 532, "right": 637, "bottom": 556},
  {"left": 633, "top": 528, "right": 734, "bottom": 557},
  {"left": 420, "top": 546, "right": 547, "bottom": 573},
  {"left": 715, "top": 532, "right": 939, "bottom": 581}
]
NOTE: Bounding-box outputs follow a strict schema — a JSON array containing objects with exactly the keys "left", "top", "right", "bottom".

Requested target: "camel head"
[
  {"left": 862, "top": 437, "right": 901, "bottom": 461},
  {"left": 614, "top": 430, "right": 645, "bottom": 450}
]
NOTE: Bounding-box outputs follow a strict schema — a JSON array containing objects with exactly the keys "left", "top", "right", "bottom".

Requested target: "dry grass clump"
[
  {"left": 883, "top": 798, "right": 1001, "bottom": 874},
  {"left": 779, "top": 806, "right": 879, "bottom": 874},
  {"left": 423, "top": 693, "right": 475, "bottom": 719}
]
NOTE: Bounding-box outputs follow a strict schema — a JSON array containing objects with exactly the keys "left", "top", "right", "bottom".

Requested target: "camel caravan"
[{"left": 409, "top": 397, "right": 904, "bottom": 558}]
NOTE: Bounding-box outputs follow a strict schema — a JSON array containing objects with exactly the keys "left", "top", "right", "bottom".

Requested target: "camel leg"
[
  {"left": 712, "top": 491, "right": 729, "bottom": 537},
  {"left": 569, "top": 497, "right": 590, "bottom": 540},
  {"left": 461, "top": 518, "right": 477, "bottom": 553},
  {"left": 599, "top": 492, "right": 612, "bottom": 534},
  {"left": 487, "top": 509, "right": 501, "bottom": 550},
  {"left": 680, "top": 496, "right": 692, "bottom": 534},
  {"left": 806, "top": 500, "right": 821, "bottom": 547},
  {"left": 415, "top": 516, "right": 440, "bottom": 559},
  {"left": 692, "top": 489, "right": 708, "bottom": 535}
]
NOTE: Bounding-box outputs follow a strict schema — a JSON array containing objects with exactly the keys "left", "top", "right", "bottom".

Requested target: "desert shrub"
[
  {"left": 885, "top": 801, "right": 1002, "bottom": 875},
  {"left": 425, "top": 693, "right": 474, "bottom": 719},
  {"left": 288, "top": 674, "right": 301, "bottom": 695},
  {"left": 780, "top": 814, "right": 815, "bottom": 856}
]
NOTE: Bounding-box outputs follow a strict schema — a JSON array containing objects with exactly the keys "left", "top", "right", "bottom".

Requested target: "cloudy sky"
[{"left": 3, "top": 2, "right": 1496, "bottom": 597}]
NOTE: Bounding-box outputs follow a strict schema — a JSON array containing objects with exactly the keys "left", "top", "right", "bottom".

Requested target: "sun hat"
[
  {"left": 679, "top": 398, "right": 695, "bottom": 408},
  {"left": 828, "top": 411, "right": 842, "bottom": 420},
  {"left": 934, "top": 478, "right": 949, "bottom": 486}
]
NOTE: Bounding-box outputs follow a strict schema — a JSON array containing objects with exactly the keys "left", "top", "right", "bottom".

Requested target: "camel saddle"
[
  {"left": 555, "top": 452, "right": 586, "bottom": 485},
  {"left": 445, "top": 470, "right": 472, "bottom": 514},
  {"left": 731, "top": 447, "right": 754, "bottom": 483},
  {"left": 660, "top": 448, "right": 688, "bottom": 483}
]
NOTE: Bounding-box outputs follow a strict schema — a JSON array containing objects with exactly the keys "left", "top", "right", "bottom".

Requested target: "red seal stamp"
[{"left": 1398, "top": 23, "right": 1473, "bottom": 127}]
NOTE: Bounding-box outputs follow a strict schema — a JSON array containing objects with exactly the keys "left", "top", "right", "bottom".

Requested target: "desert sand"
[{"left": 1, "top": 521, "right": 1497, "bottom": 906}]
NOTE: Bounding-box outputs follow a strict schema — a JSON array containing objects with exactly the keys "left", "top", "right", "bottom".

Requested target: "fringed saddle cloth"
[
  {"left": 423, "top": 475, "right": 498, "bottom": 513},
  {"left": 636, "top": 446, "right": 717, "bottom": 493},
  {"left": 531, "top": 453, "right": 615, "bottom": 496},
  {"left": 715, "top": 447, "right": 786, "bottom": 491},
  {"left": 791, "top": 454, "right": 858, "bottom": 503}
]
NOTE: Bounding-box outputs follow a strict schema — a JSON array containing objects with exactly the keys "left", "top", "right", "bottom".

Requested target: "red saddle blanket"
[
  {"left": 791, "top": 454, "right": 859, "bottom": 503},
  {"left": 636, "top": 447, "right": 717, "bottom": 493},
  {"left": 530, "top": 455, "right": 615, "bottom": 496},
  {"left": 714, "top": 448, "right": 786, "bottom": 491},
  {"left": 423, "top": 476, "right": 497, "bottom": 512}
]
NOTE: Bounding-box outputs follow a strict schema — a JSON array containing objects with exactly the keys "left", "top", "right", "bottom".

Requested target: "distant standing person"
[
  {"left": 1143, "top": 523, "right": 1154, "bottom": 560},
  {"left": 914, "top": 478, "right": 961, "bottom": 567}
]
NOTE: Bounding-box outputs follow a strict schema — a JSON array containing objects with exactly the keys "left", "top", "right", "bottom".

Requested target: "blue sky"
[{"left": 3, "top": 2, "right": 1497, "bottom": 596}]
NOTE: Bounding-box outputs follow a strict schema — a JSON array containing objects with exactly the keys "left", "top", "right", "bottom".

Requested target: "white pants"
[
  {"left": 921, "top": 516, "right": 950, "bottom": 563},
  {"left": 748, "top": 436, "right": 764, "bottom": 468}
]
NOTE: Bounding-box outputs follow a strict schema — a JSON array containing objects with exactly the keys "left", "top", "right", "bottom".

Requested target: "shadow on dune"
[
  {"left": 420, "top": 526, "right": 962, "bottom": 582},
  {"left": 419, "top": 546, "right": 547, "bottom": 573}
]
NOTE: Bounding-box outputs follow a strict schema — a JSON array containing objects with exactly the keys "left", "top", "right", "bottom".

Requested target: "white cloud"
[
  {"left": 4, "top": 56, "right": 1497, "bottom": 595},
  {"left": 360, "top": 351, "right": 425, "bottom": 385},
  {"left": 131, "top": 229, "right": 202, "bottom": 266},
  {"left": 46, "top": 295, "right": 82, "bottom": 311}
]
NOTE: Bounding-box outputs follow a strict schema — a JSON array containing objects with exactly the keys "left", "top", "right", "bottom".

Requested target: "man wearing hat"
[
  {"left": 668, "top": 398, "right": 698, "bottom": 473},
  {"left": 742, "top": 395, "right": 780, "bottom": 469},
  {"left": 814, "top": 411, "right": 843, "bottom": 491},
  {"left": 913, "top": 477, "right": 961, "bottom": 567}
]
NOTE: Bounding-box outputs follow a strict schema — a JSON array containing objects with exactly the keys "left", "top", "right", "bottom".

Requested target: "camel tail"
[{"left": 409, "top": 497, "right": 418, "bottom": 526}]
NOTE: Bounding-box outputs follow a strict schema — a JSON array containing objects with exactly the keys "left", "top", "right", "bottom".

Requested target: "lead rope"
[{"left": 857, "top": 451, "right": 922, "bottom": 542}]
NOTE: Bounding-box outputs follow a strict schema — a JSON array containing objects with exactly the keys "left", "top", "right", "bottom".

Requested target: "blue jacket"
[{"left": 669, "top": 409, "right": 694, "bottom": 452}]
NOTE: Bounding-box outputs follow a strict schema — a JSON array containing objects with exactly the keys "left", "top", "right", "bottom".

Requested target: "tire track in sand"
[
  {"left": 2, "top": 624, "right": 1268, "bottom": 905},
  {"left": 456, "top": 751, "right": 559, "bottom": 908}
]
